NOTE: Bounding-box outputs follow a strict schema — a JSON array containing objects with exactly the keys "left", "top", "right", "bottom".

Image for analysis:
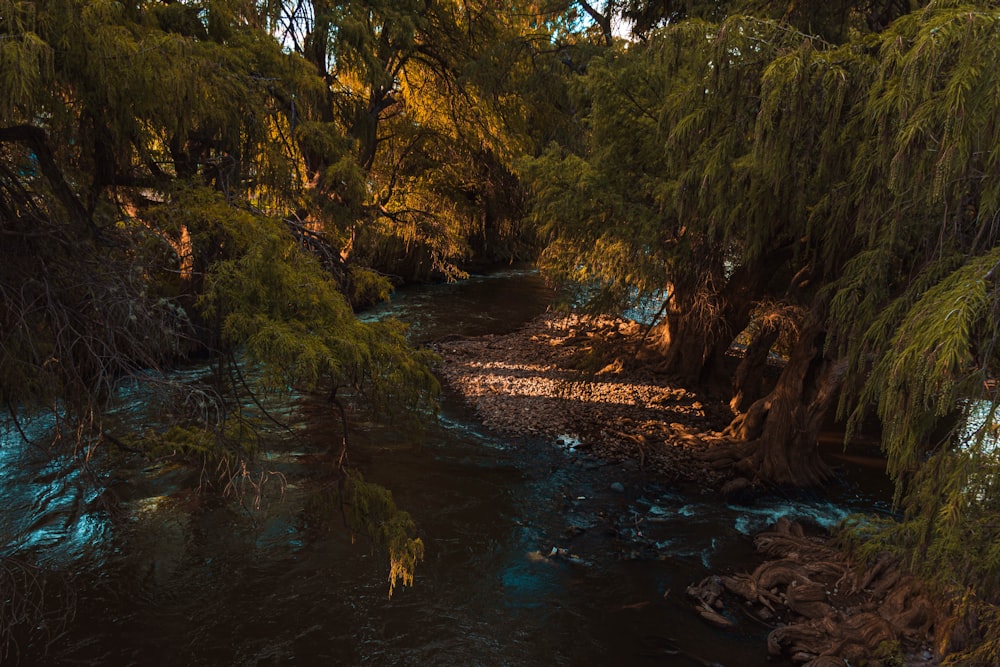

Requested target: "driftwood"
[{"left": 687, "top": 517, "right": 940, "bottom": 666}]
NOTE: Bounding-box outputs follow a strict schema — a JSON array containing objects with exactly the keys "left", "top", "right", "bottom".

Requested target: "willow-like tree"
[
  {"left": 831, "top": 7, "right": 1000, "bottom": 662},
  {"left": 524, "top": 0, "right": 949, "bottom": 486},
  {"left": 0, "top": 0, "right": 437, "bottom": 596},
  {"left": 525, "top": 15, "right": 861, "bottom": 484},
  {"left": 269, "top": 0, "right": 575, "bottom": 285},
  {"left": 526, "top": 0, "right": 1000, "bottom": 660}
]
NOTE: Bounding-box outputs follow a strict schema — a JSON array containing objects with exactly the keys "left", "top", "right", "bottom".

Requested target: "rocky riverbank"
[
  {"left": 433, "top": 312, "right": 943, "bottom": 667},
  {"left": 432, "top": 312, "right": 735, "bottom": 487}
]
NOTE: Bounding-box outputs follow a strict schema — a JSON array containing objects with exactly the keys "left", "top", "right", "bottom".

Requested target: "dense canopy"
[
  {"left": 523, "top": 1, "right": 1000, "bottom": 661},
  {"left": 2, "top": 0, "right": 1000, "bottom": 662}
]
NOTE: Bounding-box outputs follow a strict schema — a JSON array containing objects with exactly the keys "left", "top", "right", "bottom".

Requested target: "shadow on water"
[
  {"left": 1, "top": 267, "right": 895, "bottom": 666},
  {"left": 362, "top": 266, "right": 560, "bottom": 343}
]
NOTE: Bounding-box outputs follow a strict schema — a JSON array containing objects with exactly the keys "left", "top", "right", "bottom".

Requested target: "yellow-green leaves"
[
  {"left": 867, "top": 249, "right": 1000, "bottom": 477},
  {"left": 0, "top": 1, "right": 52, "bottom": 123},
  {"left": 340, "top": 470, "right": 424, "bottom": 598},
  {"left": 168, "top": 185, "right": 437, "bottom": 416}
]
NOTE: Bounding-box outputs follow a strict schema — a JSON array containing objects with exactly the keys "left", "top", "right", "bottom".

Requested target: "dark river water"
[{"left": 1, "top": 268, "right": 893, "bottom": 666}]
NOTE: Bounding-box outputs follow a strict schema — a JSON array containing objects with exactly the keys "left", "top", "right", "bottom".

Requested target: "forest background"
[{"left": 2, "top": 0, "right": 1000, "bottom": 663}]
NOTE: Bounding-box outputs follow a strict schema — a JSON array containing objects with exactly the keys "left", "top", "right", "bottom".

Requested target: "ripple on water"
[
  {"left": 730, "top": 499, "right": 854, "bottom": 536},
  {"left": 0, "top": 419, "right": 111, "bottom": 565},
  {"left": 501, "top": 555, "right": 563, "bottom": 609}
]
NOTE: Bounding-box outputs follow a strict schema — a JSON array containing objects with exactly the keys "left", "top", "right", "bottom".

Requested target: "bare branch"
[{"left": 0, "top": 125, "right": 96, "bottom": 237}]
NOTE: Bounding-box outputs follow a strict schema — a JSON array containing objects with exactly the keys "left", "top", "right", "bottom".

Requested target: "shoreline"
[
  {"left": 432, "top": 312, "right": 735, "bottom": 489},
  {"left": 432, "top": 312, "right": 941, "bottom": 667}
]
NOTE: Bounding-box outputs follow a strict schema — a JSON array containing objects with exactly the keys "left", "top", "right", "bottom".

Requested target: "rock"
[
  {"left": 547, "top": 546, "right": 592, "bottom": 566},
  {"left": 610, "top": 482, "right": 625, "bottom": 493}
]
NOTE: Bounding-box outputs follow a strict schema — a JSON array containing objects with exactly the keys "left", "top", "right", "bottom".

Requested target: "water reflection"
[
  {"left": 0, "top": 267, "right": 896, "bottom": 666},
  {"left": 0, "top": 416, "right": 108, "bottom": 565},
  {"left": 362, "top": 266, "right": 558, "bottom": 342}
]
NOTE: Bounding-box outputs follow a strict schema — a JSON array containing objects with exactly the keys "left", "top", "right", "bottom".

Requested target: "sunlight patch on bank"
[{"left": 455, "top": 362, "right": 698, "bottom": 415}]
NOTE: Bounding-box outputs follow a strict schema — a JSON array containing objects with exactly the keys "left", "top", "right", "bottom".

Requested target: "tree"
[
  {"left": 526, "top": 0, "right": 1000, "bottom": 659},
  {"left": 269, "top": 0, "right": 570, "bottom": 286},
  {"left": 524, "top": 0, "right": 1000, "bottom": 489},
  {"left": 524, "top": 14, "right": 857, "bottom": 389},
  {"left": 830, "top": 8, "right": 1000, "bottom": 661},
  {"left": 0, "top": 0, "right": 438, "bottom": 597}
]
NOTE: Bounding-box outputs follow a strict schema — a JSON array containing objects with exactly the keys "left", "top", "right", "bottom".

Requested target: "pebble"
[
  {"left": 434, "top": 313, "right": 731, "bottom": 487},
  {"left": 610, "top": 482, "right": 625, "bottom": 493}
]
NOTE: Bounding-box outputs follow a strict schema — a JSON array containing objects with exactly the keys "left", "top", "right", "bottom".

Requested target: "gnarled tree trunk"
[
  {"left": 646, "top": 248, "right": 791, "bottom": 387},
  {"left": 731, "top": 321, "right": 780, "bottom": 413},
  {"left": 649, "top": 292, "right": 726, "bottom": 385},
  {"left": 735, "top": 317, "right": 846, "bottom": 487}
]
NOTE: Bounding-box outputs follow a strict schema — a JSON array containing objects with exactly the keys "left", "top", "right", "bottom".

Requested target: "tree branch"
[
  {"left": 577, "top": 0, "right": 613, "bottom": 46},
  {"left": 0, "top": 124, "right": 97, "bottom": 237}
]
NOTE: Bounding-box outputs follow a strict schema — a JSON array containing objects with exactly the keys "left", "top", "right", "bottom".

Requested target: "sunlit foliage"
[
  {"left": 523, "top": 1, "right": 1000, "bottom": 659},
  {"left": 0, "top": 0, "right": 450, "bottom": 597},
  {"left": 8, "top": 0, "right": 1000, "bottom": 652},
  {"left": 268, "top": 0, "right": 576, "bottom": 281}
]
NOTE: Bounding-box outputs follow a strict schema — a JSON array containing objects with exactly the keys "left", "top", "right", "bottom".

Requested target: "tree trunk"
[
  {"left": 649, "top": 295, "right": 720, "bottom": 384},
  {"left": 731, "top": 322, "right": 780, "bottom": 413},
  {"left": 646, "top": 248, "right": 791, "bottom": 386},
  {"left": 743, "top": 318, "right": 845, "bottom": 487},
  {"left": 647, "top": 297, "right": 745, "bottom": 386}
]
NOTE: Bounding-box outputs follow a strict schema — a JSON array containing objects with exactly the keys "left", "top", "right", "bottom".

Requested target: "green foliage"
[
  {"left": 143, "top": 422, "right": 259, "bottom": 461},
  {"left": 0, "top": 2, "right": 52, "bottom": 122},
  {"left": 1, "top": 0, "right": 450, "bottom": 594},
  {"left": 339, "top": 469, "right": 425, "bottom": 597},
  {"left": 939, "top": 591, "right": 1000, "bottom": 666},
  {"left": 149, "top": 185, "right": 441, "bottom": 418},
  {"left": 10, "top": 0, "right": 1000, "bottom": 626},
  {"left": 273, "top": 0, "right": 557, "bottom": 280},
  {"left": 526, "top": 2, "right": 1000, "bottom": 657},
  {"left": 523, "top": 13, "right": 863, "bottom": 327},
  {"left": 861, "top": 250, "right": 999, "bottom": 482},
  {"left": 826, "top": 15, "right": 1000, "bottom": 635},
  {"left": 347, "top": 265, "right": 393, "bottom": 308}
]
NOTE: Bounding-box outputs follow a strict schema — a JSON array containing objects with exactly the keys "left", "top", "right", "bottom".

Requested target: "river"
[{"left": 1, "top": 267, "right": 892, "bottom": 666}]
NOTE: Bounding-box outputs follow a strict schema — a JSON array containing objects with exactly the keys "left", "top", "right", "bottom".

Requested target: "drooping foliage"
[
  {"left": 266, "top": 0, "right": 585, "bottom": 282},
  {"left": 7, "top": 0, "right": 1000, "bottom": 656},
  {"left": 828, "top": 8, "right": 1000, "bottom": 660},
  {"left": 523, "top": 1, "right": 1000, "bottom": 660},
  {"left": 0, "top": 0, "right": 489, "bottom": 596},
  {"left": 523, "top": 14, "right": 864, "bottom": 387}
]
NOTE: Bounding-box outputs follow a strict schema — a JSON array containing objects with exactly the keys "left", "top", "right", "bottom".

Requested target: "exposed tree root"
[
  {"left": 695, "top": 435, "right": 835, "bottom": 490},
  {"left": 687, "top": 518, "right": 939, "bottom": 666}
]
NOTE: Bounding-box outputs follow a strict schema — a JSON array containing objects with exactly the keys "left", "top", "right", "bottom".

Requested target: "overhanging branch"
[{"left": 0, "top": 124, "right": 96, "bottom": 236}]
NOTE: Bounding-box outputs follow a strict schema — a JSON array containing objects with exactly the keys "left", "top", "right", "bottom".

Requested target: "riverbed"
[{"left": 1, "top": 268, "right": 893, "bottom": 665}]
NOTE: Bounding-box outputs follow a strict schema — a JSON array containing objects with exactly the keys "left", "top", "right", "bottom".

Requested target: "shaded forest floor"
[{"left": 432, "top": 313, "right": 942, "bottom": 667}]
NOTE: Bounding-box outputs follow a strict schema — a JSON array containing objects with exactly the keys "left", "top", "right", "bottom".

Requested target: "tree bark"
[
  {"left": 646, "top": 247, "right": 791, "bottom": 387},
  {"left": 731, "top": 321, "right": 780, "bottom": 413},
  {"left": 649, "top": 293, "right": 720, "bottom": 384},
  {"left": 743, "top": 317, "right": 845, "bottom": 487}
]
